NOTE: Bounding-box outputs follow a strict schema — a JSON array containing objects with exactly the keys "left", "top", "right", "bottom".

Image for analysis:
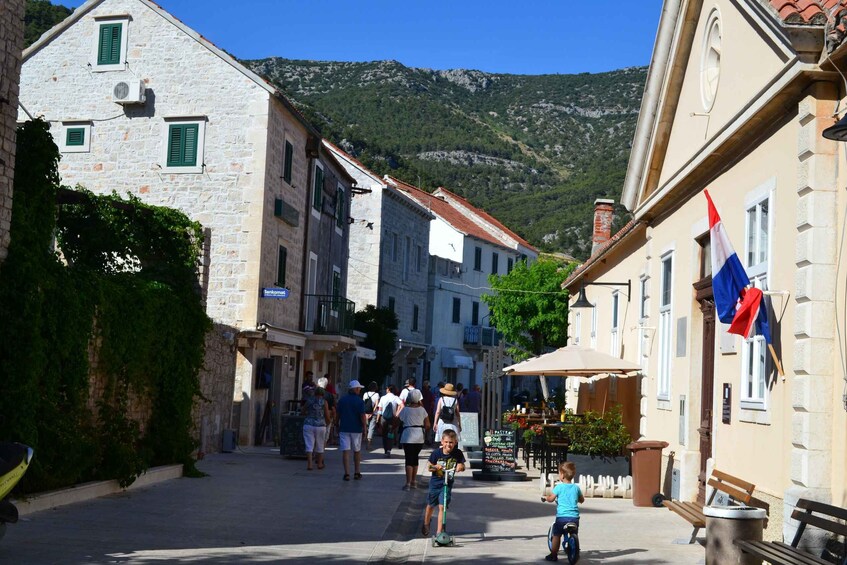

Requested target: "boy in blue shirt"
[
  {"left": 422, "top": 429, "right": 465, "bottom": 537},
  {"left": 543, "top": 461, "right": 584, "bottom": 561}
]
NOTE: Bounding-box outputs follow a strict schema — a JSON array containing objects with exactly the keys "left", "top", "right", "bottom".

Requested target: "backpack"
[
  {"left": 382, "top": 400, "right": 395, "bottom": 421},
  {"left": 440, "top": 398, "right": 455, "bottom": 423},
  {"left": 364, "top": 393, "right": 375, "bottom": 415}
]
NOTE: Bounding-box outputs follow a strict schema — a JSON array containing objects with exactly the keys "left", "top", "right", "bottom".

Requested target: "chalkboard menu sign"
[
  {"left": 482, "top": 429, "right": 517, "bottom": 473},
  {"left": 280, "top": 415, "right": 306, "bottom": 458}
]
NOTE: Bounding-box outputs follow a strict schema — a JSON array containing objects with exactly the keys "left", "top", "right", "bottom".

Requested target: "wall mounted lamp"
[
  {"left": 570, "top": 279, "right": 632, "bottom": 308},
  {"left": 822, "top": 114, "right": 847, "bottom": 141}
]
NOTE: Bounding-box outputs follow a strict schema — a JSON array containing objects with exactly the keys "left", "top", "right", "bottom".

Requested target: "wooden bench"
[
  {"left": 735, "top": 498, "right": 847, "bottom": 565},
  {"left": 662, "top": 469, "right": 756, "bottom": 544}
]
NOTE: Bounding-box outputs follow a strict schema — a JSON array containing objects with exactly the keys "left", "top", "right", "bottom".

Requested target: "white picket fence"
[{"left": 544, "top": 473, "right": 633, "bottom": 499}]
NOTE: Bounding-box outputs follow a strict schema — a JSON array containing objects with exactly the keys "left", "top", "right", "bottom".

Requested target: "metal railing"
[
  {"left": 464, "top": 325, "right": 500, "bottom": 347},
  {"left": 303, "top": 294, "right": 355, "bottom": 336}
]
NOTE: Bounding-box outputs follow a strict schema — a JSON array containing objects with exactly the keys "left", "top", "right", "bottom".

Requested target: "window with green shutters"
[
  {"left": 283, "top": 141, "right": 293, "bottom": 184},
  {"left": 312, "top": 165, "right": 324, "bottom": 211},
  {"left": 276, "top": 246, "right": 287, "bottom": 287},
  {"left": 167, "top": 123, "right": 199, "bottom": 167},
  {"left": 66, "top": 128, "right": 85, "bottom": 147},
  {"left": 336, "top": 187, "right": 345, "bottom": 229},
  {"left": 97, "top": 23, "right": 122, "bottom": 66}
]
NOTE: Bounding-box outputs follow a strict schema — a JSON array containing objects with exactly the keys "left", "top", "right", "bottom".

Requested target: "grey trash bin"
[{"left": 703, "top": 505, "right": 766, "bottom": 565}]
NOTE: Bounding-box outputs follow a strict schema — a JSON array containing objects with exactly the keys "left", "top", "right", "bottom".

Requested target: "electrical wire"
[{"left": 437, "top": 279, "right": 568, "bottom": 295}]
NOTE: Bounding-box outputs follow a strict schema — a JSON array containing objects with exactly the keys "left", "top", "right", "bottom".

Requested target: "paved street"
[{"left": 1, "top": 447, "right": 706, "bottom": 564}]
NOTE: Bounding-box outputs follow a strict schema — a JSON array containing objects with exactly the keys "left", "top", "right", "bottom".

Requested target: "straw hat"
[{"left": 440, "top": 383, "right": 457, "bottom": 396}]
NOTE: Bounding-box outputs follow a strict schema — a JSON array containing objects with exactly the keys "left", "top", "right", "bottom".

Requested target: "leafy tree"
[
  {"left": 24, "top": 0, "right": 72, "bottom": 48},
  {"left": 354, "top": 305, "right": 398, "bottom": 386},
  {"left": 482, "top": 257, "right": 576, "bottom": 361}
]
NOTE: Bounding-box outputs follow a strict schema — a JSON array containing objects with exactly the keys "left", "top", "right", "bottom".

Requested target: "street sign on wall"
[{"left": 261, "top": 287, "right": 289, "bottom": 299}]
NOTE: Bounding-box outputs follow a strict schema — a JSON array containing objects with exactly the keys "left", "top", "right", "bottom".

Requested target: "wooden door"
[{"left": 696, "top": 293, "right": 716, "bottom": 504}]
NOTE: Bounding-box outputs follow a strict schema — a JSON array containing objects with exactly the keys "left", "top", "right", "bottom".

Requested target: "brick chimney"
[{"left": 591, "top": 199, "right": 615, "bottom": 256}]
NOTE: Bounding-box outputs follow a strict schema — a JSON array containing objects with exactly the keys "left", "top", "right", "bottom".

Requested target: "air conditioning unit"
[{"left": 112, "top": 79, "right": 146, "bottom": 104}]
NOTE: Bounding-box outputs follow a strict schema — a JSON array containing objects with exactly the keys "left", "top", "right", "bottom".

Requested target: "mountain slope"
[{"left": 248, "top": 58, "right": 646, "bottom": 259}]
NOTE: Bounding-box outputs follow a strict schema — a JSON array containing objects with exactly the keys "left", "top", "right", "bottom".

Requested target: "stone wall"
[
  {"left": 0, "top": 0, "right": 25, "bottom": 263},
  {"left": 194, "top": 324, "right": 237, "bottom": 455}
]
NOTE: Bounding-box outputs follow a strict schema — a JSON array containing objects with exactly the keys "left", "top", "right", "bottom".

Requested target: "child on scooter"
[
  {"left": 422, "top": 429, "right": 465, "bottom": 537},
  {"left": 543, "top": 461, "right": 584, "bottom": 562}
]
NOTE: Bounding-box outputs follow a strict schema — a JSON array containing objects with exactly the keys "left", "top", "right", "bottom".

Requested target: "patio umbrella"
[{"left": 503, "top": 345, "right": 641, "bottom": 377}]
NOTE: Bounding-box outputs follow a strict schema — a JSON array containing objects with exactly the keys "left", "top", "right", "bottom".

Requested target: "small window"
[
  {"left": 388, "top": 296, "right": 396, "bottom": 313},
  {"left": 507, "top": 258, "right": 514, "bottom": 274},
  {"left": 491, "top": 252, "right": 499, "bottom": 275},
  {"left": 392, "top": 233, "right": 399, "bottom": 262},
  {"left": 452, "top": 297, "right": 461, "bottom": 324},
  {"left": 312, "top": 163, "right": 324, "bottom": 213},
  {"left": 336, "top": 186, "right": 345, "bottom": 231},
  {"left": 162, "top": 119, "right": 205, "bottom": 173},
  {"left": 283, "top": 140, "right": 294, "bottom": 185},
  {"left": 474, "top": 247, "right": 482, "bottom": 271},
  {"left": 276, "top": 246, "right": 287, "bottom": 287},
  {"left": 98, "top": 23, "right": 122, "bottom": 65},
  {"left": 412, "top": 305, "right": 419, "bottom": 332},
  {"left": 472, "top": 301, "right": 479, "bottom": 326},
  {"left": 403, "top": 236, "right": 411, "bottom": 280},
  {"left": 60, "top": 122, "right": 91, "bottom": 153},
  {"left": 416, "top": 245, "right": 423, "bottom": 272}
]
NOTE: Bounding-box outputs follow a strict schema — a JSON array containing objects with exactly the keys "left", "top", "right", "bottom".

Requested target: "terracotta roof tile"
[
  {"left": 562, "top": 219, "right": 646, "bottom": 289},
  {"left": 387, "top": 177, "right": 530, "bottom": 252},
  {"left": 767, "top": 1, "right": 847, "bottom": 50}
]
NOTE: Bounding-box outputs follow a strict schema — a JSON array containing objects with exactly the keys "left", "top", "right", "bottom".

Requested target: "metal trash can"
[
  {"left": 703, "top": 506, "right": 766, "bottom": 565},
  {"left": 626, "top": 440, "right": 668, "bottom": 507}
]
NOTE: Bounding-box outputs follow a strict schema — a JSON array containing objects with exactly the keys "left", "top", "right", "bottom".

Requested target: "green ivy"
[{"left": 0, "top": 119, "right": 210, "bottom": 492}]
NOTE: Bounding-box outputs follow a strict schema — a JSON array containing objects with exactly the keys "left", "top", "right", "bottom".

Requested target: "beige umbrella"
[{"left": 503, "top": 345, "right": 641, "bottom": 377}]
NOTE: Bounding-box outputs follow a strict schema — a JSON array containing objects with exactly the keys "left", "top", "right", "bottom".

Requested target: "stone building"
[
  {"left": 324, "top": 141, "right": 434, "bottom": 387},
  {"left": 18, "top": 0, "right": 351, "bottom": 448},
  {"left": 0, "top": 0, "right": 25, "bottom": 264}
]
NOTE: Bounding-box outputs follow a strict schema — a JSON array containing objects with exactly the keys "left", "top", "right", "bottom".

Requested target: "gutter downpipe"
[{"left": 621, "top": 0, "right": 683, "bottom": 211}]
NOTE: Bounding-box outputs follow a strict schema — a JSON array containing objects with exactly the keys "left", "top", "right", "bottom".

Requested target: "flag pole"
[{"left": 768, "top": 344, "right": 784, "bottom": 377}]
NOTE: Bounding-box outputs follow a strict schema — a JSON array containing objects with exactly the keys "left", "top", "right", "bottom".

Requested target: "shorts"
[
  {"left": 427, "top": 482, "right": 453, "bottom": 508},
  {"left": 339, "top": 431, "right": 362, "bottom": 452},
  {"left": 551, "top": 516, "right": 580, "bottom": 536},
  {"left": 303, "top": 424, "right": 326, "bottom": 453}
]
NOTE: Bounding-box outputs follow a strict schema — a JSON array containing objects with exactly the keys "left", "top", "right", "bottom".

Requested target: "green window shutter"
[
  {"left": 276, "top": 246, "right": 287, "bottom": 287},
  {"left": 98, "top": 23, "right": 122, "bottom": 65},
  {"left": 167, "top": 123, "right": 199, "bottom": 167},
  {"left": 313, "top": 166, "right": 323, "bottom": 210},
  {"left": 283, "top": 141, "right": 293, "bottom": 184},
  {"left": 66, "top": 128, "right": 85, "bottom": 146},
  {"left": 336, "top": 189, "right": 345, "bottom": 228}
]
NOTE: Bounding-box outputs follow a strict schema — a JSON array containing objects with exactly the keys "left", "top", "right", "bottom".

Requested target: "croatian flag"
[{"left": 706, "top": 190, "right": 771, "bottom": 343}]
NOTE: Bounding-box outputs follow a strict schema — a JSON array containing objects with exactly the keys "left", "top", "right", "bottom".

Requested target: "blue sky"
[{"left": 58, "top": 0, "right": 665, "bottom": 75}]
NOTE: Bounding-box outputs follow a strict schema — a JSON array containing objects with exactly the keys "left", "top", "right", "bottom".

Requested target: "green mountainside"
[
  {"left": 24, "top": 0, "right": 72, "bottom": 47},
  {"left": 247, "top": 58, "right": 646, "bottom": 259}
]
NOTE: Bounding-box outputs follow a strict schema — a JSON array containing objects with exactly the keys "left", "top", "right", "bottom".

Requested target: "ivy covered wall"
[{"left": 0, "top": 119, "right": 213, "bottom": 491}]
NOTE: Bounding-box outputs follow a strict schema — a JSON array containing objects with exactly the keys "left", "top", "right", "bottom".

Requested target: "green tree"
[
  {"left": 354, "top": 305, "right": 398, "bottom": 385},
  {"left": 482, "top": 258, "right": 576, "bottom": 361},
  {"left": 25, "top": 0, "right": 73, "bottom": 48}
]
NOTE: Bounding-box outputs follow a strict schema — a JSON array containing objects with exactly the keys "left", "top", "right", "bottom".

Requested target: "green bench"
[{"left": 735, "top": 498, "right": 847, "bottom": 565}]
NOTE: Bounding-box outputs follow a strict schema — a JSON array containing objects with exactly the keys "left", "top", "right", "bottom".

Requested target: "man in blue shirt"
[{"left": 337, "top": 380, "right": 367, "bottom": 481}]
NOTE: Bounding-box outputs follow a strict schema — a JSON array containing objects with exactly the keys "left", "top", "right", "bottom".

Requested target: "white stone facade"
[{"left": 0, "top": 0, "right": 24, "bottom": 264}]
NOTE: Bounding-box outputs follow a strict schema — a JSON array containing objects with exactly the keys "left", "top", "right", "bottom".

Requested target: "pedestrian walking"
[
  {"left": 301, "top": 386, "right": 329, "bottom": 471},
  {"left": 434, "top": 383, "right": 461, "bottom": 445},
  {"left": 377, "top": 385, "right": 399, "bottom": 458},
  {"left": 337, "top": 380, "right": 367, "bottom": 481},
  {"left": 363, "top": 381, "right": 380, "bottom": 450},
  {"left": 317, "top": 376, "right": 337, "bottom": 446},
  {"left": 397, "top": 389, "right": 430, "bottom": 490},
  {"left": 398, "top": 377, "right": 418, "bottom": 408},
  {"left": 422, "top": 429, "right": 466, "bottom": 537}
]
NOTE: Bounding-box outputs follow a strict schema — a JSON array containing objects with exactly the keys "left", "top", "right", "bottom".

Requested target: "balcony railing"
[
  {"left": 464, "top": 325, "right": 500, "bottom": 347},
  {"left": 303, "top": 294, "right": 355, "bottom": 336}
]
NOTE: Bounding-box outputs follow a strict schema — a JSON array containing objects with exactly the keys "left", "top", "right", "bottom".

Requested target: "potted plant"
[{"left": 563, "top": 406, "right": 633, "bottom": 477}]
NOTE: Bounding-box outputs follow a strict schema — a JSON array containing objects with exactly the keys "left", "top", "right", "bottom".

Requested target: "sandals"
[
  {"left": 343, "top": 474, "right": 350, "bottom": 481},
  {"left": 354, "top": 472, "right": 363, "bottom": 480}
]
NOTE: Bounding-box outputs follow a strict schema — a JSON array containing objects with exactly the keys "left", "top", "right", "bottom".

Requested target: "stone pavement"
[{"left": 0, "top": 445, "right": 707, "bottom": 564}]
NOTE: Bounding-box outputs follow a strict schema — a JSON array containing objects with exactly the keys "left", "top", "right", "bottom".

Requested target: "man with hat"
[{"left": 337, "top": 380, "right": 367, "bottom": 481}]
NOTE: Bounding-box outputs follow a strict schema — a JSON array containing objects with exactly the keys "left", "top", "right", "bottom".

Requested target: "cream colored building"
[{"left": 565, "top": 0, "right": 847, "bottom": 545}]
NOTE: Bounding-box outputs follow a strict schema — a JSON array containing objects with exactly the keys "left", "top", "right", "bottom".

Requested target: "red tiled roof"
[
  {"left": 562, "top": 219, "right": 646, "bottom": 289},
  {"left": 432, "top": 187, "right": 537, "bottom": 253},
  {"left": 768, "top": 1, "right": 847, "bottom": 49},
  {"left": 387, "top": 177, "right": 518, "bottom": 251}
]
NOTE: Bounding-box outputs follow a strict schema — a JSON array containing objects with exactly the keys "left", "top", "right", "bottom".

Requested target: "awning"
[
  {"left": 441, "top": 347, "right": 474, "bottom": 369},
  {"left": 356, "top": 346, "right": 376, "bottom": 360}
]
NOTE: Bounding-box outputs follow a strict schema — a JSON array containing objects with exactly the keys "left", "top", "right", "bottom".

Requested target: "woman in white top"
[
  {"left": 434, "top": 383, "right": 461, "bottom": 445},
  {"left": 397, "top": 389, "right": 430, "bottom": 490}
]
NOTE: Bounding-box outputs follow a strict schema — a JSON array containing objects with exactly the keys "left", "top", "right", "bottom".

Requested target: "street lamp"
[
  {"left": 570, "top": 280, "right": 632, "bottom": 308},
  {"left": 822, "top": 114, "right": 847, "bottom": 141}
]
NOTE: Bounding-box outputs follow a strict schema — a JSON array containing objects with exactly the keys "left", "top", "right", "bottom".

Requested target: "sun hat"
[
  {"left": 348, "top": 379, "right": 364, "bottom": 389},
  {"left": 408, "top": 389, "right": 423, "bottom": 404},
  {"left": 440, "top": 383, "right": 457, "bottom": 396}
]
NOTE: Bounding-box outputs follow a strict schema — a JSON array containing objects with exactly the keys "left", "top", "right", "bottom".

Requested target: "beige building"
[
  {"left": 564, "top": 0, "right": 847, "bottom": 545},
  {"left": 0, "top": 0, "right": 25, "bottom": 264}
]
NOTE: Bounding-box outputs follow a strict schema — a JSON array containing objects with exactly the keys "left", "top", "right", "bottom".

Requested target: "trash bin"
[
  {"left": 703, "top": 506, "right": 766, "bottom": 565},
  {"left": 626, "top": 440, "right": 668, "bottom": 507}
]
